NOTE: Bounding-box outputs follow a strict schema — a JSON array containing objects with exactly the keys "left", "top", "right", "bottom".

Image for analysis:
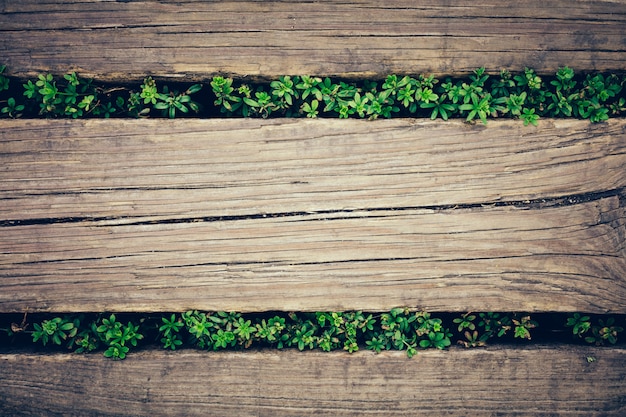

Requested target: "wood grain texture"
[
  {"left": 2, "top": 119, "right": 625, "bottom": 221},
  {"left": 1, "top": 347, "right": 625, "bottom": 416},
  {"left": 1, "top": 119, "right": 625, "bottom": 313},
  {"left": 1, "top": 0, "right": 625, "bottom": 80}
]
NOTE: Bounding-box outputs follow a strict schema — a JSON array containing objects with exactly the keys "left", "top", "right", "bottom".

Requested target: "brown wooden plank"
[
  {"left": 1, "top": 0, "right": 625, "bottom": 80},
  {"left": 1, "top": 197, "right": 624, "bottom": 313},
  {"left": 1, "top": 346, "right": 624, "bottom": 416},
  {"left": 1, "top": 119, "right": 625, "bottom": 222},
  {"left": 1, "top": 118, "right": 625, "bottom": 313}
]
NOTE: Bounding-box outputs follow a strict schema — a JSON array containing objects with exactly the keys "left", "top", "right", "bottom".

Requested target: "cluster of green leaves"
[
  {"left": 3, "top": 310, "right": 623, "bottom": 360},
  {"left": 0, "top": 65, "right": 202, "bottom": 119},
  {"left": 2, "top": 65, "right": 624, "bottom": 122},
  {"left": 210, "top": 67, "right": 625, "bottom": 124},
  {"left": 96, "top": 314, "right": 144, "bottom": 359},
  {"left": 157, "top": 309, "right": 529, "bottom": 358},
  {"left": 28, "top": 314, "right": 143, "bottom": 359},
  {"left": 565, "top": 313, "right": 624, "bottom": 346},
  {"left": 454, "top": 312, "right": 538, "bottom": 348}
]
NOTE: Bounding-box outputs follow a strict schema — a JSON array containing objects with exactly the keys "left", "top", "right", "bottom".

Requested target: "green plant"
[
  {"left": 233, "top": 316, "right": 255, "bottom": 348},
  {"left": 296, "top": 75, "right": 323, "bottom": 101},
  {"left": 21, "top": 72, "right": 98, "bottom": 118},
  {"left": 378, "top": 308, "right": 419, "bottom": 356},
  {"left": 490, "top": 69, "right": 516, "bottom": 98},
  {"left": 72, "top": 323, "right": 101, "bottom": 353},
  {"left": 210, "top": 76, "right": 240, "bottom": 114},
  {"left": 515, "top": 67, "right": 543, "bottom": 91},
  {"left": 140, "top": 76, "right": 159, "bottom": 105},
  {"left": 3, "top": 65, "right": 624, "bottom": 122},
  {"left": 521, "top": 108, "right": 540, "bottom": 126},
  {"left": 566, "top": 314, "right": 623, "bottom": 346},
  {"left": 300, "top": 99, "right": 319, "bottom": 118},
  {"left": 587, "top": 318, "right": 623, "bottom": 345},
  {"left": 289, "top": 321, "right": 317, "bottom": 351},
  {"left": 32, "top": 316, "right": 78, "bottom": 347},
  {"left": 154, "top": 83, "right": 202, "bottom": 119},
  {"left": 459, "top": 93, "right": 496, "bottom": 124},
  {"left": 0, "top": 66, "right": 23, "bottom": 118},
  {"left": 477, "top": 312, "right": 512, "bottom": 339},
  {"left": 255, "top": 315, "right": 289, "bottom": 348},
  {"left": 316, "top": 311, "right": 375, "bottom": 353},
  {"left": 2, "top": 310, "right": 624, "bottom": 360},
  {"left": 421, "top": 95, "right": 457, "bottom": 120},
  {"left": 503, "top": 92, "right": 527, "bottom": 116},
  {"left": 1, "top": 97, "right": 24, "bottom": 118},
  {"left": 395, "top": 77, "right": 418, "bottom": 113},
  {"left": 271, "top": 75, "right": 298, "bottom": 109},
  {"left": 182, "top": 310, "right": 214, "bottom": 350},
  {"left": 96, "top": 314, "right": 143, "bottom": 359},
  {"left": 159, "top": 313, "right": 184, "bottom": 350},
  {"left": 512, "top": 315, "right": 537, "bottom": 340},
  {"left": 453, "top": 313, "right": 476, "bottom": 332},
  {"left": 365, "top": 336, "right": 386, "bottom": 353},
  {"left": 565, "top": 313, "right": 591, "bottom": 337},
  {"left": 135, "top": 76, "right": 201, "bottom": 119},
  {"left": 415, "top": 312, "right": 452, "bottom": 350},
  {"left": 244, "top": 90, "right": 277, "bottom": 118},
  {"left": 419, "top": 330, "right": 453, "bottom": 350},
  {"left": 458, "top": 330, "right": 489, "bottom": 348}
]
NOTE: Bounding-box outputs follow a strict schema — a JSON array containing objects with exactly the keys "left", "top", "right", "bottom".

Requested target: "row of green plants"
[
  {"left": 1, "top": 65, "right": 625, "bottom": 123},
  {"left": 1, "top": 310, "right": 623, "bottom": 360}
]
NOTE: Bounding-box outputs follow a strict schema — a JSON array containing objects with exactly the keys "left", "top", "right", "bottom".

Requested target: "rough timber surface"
[
  {"left": 1, "top": 119, "right": 625, "bottom": 313},
  {"left": 1, "top": 346, "right": 625, "bottom": 417},
  {"left": 1, "top": 0, "right": 626, "bottom": 80}
]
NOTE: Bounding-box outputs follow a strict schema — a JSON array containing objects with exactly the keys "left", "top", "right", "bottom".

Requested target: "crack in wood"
[{"left": 1, "top": 188, "right": 622, "bottom": 228}]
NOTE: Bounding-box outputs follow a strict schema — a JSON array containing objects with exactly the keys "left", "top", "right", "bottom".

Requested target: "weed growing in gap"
[
  {"left": 95, "top": 314, "right": 144, "bottom": 359},
  {"left": 0, "top": 66, "right": 203, "bottom": 119},
  {"left": 566, "top": 313, "right": 624, "bottom": 346},
  {"left": 207, "top": 67, "right": 624, "bottom": 123},
  {"left": 0, "top": 310, "right": 623, "bottom": 360},
  {"left": 1, "top": 65, "right": 624, "bottom": 122}
]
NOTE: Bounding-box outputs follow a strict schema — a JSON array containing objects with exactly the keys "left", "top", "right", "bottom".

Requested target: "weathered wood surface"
[
  {"left": 2, "top": 119, "right": 625, "bottom": 220},
  {"left": 1, "top": 0, "right": 625, "bottom": 81},
  {"left": 1, "top": 346, "right": 624, "bottom": 416},
  {"left": 1, "top": 119, "right": 625, "bottom": 313}
]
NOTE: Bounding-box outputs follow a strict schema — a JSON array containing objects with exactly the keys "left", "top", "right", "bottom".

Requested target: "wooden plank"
[
  {"left": 0, "top": 196, "right": 624, "bottom": 313},
  {"left": 1, "top": 0, "right": 625, "bottom": 80},
  {"left": 2, "top": 119, "right": 625, "bottom": 222},
  {"left": 1, "top": 347, "right": 624, "bottom": 416},
  {"left": 1, "top": 119, "right": 625, "bottom": 313}
]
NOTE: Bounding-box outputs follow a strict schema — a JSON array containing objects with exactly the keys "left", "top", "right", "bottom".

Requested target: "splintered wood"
[
  {"left": 1, "top": 119, "right": 624, "bottom": 313},
  {"left": 1, "top": 0, "right": 625, "bottom": 80}
]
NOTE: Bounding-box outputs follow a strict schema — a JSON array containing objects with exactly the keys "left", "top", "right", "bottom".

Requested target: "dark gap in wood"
[
  {"left": 1, "top": 188, "right": 622, "bottom": 228},
  {"left": 1, "top": 70, "right": 625, "bottom": 120},
  {"left": 1, "top": 312, "right": 624, "bottom": 354}
]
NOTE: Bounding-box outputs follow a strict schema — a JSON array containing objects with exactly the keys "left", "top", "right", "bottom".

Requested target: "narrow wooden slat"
[
  {"left": 1, "top": 347, "right": 624, "bottom": 416},
  {"left": 1, "top": 0, "right": 625, "bottom": 80},
  {"left": 1, "top": 119, "right": 625, "bottom": 313},
  {"left": 1, "top": 119, "right": 625, "bottom": 222}
]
